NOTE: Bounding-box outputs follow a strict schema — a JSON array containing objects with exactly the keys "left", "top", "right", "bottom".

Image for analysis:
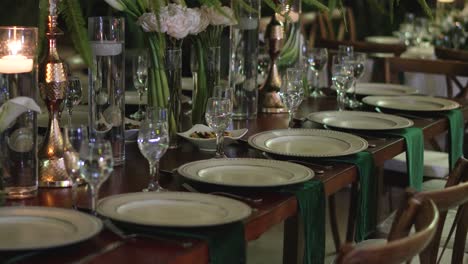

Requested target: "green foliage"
[{"left": 59, "top": 0, "right": 92, "bottom": 66}]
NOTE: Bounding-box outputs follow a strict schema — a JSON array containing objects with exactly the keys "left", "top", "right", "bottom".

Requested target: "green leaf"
[
  {"left": 38, "top": 0, "right": 48, "bottom": 60},
  {"left": 328, "top": 0, "right": 337, "bottom": 13},
  {"left": 59, "top": 0, "right": 92, "bottom": 66},
  {"left": 417, "top": 0, "right": 433, "bottom": 19}
]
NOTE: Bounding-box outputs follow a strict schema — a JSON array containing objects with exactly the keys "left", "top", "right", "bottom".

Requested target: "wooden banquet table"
[{"left": 2, "top": 96, "right": 468, "bottom": 264}]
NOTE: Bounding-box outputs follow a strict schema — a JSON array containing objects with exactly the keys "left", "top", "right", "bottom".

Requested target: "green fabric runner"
[
  {"left": 325, "top": 151, "right": 377, "bottom": 242},
  {"left": 280, "top": 180, "right": 325, "bottom": 264},
  {"left": 376, "top": 127, "right": 424, "bottom": 191},
  {"left": 118, "top": 221, "right": 245, "bottom": 264},
  {"left": 440, "top": 109, "right": 464, "bottom": 170}
]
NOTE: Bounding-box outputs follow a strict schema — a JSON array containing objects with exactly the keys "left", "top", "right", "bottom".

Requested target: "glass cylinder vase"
[
  {"left": 88, "top": 17, "right": 125, "bottom": 166},
  {"left": 191, "top": 45, "right": 221, "bottom": 125},
  {"left": 165, "top": 48, "right": 182, "bottom": 149},
  {"left": 231, "top": 0, "right": 260, "bottom": 120},
  {"left": 0, "top": 27, "right": 39, "bottom": 199}
]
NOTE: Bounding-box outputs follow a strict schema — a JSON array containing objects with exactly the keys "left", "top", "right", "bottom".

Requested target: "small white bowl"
[
  {"left": 124, "top": 118, "right": 140, "bottom": 142},
  {"left": 178, "top": 124, "right": 248, "bottom": 151}
]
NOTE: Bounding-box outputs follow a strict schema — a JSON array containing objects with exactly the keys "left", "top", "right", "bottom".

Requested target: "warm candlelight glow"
[{"left": 0, "top": 27, "right": 34, "bottom": 74}]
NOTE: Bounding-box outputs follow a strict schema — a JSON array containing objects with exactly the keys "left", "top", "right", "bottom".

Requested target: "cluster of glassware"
[
  {"left": 395, "top": 13, "right": 434, "bottom": 47},
  {"left": 331, "top": 45, "right": 367, "bottom": 111}
]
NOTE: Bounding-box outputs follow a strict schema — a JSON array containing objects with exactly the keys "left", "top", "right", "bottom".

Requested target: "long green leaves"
[{"left": 59, "top": 0, "right": 92, "bottom": 66}]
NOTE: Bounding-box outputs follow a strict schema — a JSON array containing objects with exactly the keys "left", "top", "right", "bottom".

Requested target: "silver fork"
[{"left": 182, "top": 183, "right": 263, "bottom": 204}]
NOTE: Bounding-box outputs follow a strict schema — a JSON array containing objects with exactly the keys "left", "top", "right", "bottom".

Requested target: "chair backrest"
[
  {"left": 314, "top": 7, "right": 356, "bottom": 42},
  {"left": 384, "top": 57, "right": 468, "bottom": 98},
  {"left": 415, "top": 157, "right": 468, "bottom": 264},
  {"left": 336, "top": 194, "right": 439, "bottom": 264},
  {"left": 315, "top": 39, "right": 407, "bottom": 57}
]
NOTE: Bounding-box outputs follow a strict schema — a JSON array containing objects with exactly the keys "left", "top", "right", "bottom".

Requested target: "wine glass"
[
  {"left": 130, "top": 51, "right": 149, "bottom": 121},
  {"left": 338, "top": 45, "right": 354, "bottom": 57},
  {"left": 344, "top": 52, "right": 367, "bottom": 109},
  {"left": 306, "top": 48, "right": 328, "bottom": 97},
  {"left": 63, "top": 125, "right": 88, "bottom": 209},
  {"left": 78, "top": 140, "right": 114, "bottom": 215},
  {"left": 332, "top": 58, "right": 355, "bottom": 111},
  {"left": 65, "top": 77, "right": 83, "bottom": 127},
  {"left": 205, "top": 97, "right": 232, "bottom": 158},
  {"left": 279, "top": 68, "right": 305, "bottom": 127},
  {"left": 137, "top": 107, "right": 169, "bottom": 192}
]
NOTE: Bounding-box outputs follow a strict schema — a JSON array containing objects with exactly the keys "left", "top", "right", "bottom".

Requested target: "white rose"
[
  {"left": 104, "top": 0, "right": 124, "bottom": 11},
  {"left": 137, "top": 12, "right": 167, "bottom": 33},
  {"left": 187, "top": 8, "right": 209, "bottom": 35},
  {"left": 205, "top": 6, "right": 237, "bottom": 26},
  {"left": 164, "top": 4, "right": 191, "bottom": 39}
]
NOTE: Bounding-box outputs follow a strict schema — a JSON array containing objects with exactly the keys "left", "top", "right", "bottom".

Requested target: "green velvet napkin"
[
  {"left": 377, "top": 127, "right": 424, "bottom": 191},
  {"left": 325, "top": 151, "right": 377, "bottom": 242},
  {"left": 440, "top": 109, "right": 464, "bottom": 170},
  {"left": 118, "top": 221, "right": 245, "bottom": 264},
  {"left": 281, "top": 180, "right": 325, "bottom": 264}
]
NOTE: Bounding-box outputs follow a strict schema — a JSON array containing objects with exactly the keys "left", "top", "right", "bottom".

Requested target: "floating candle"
[{"left": 0, "top": 55, "right": 33, "bottom": 74}]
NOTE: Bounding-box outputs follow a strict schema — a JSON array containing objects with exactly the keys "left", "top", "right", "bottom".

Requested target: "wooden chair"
[
  {"left": 315, "top": 7, "right": 356, "bottom": 42},
  {"left": 336, "top": 191, "right": 439, "bottom": 264},
  {"left": 384, "top": 57, "right": 468, "bottom": 99},
  {"left": 379, "top": 157, "right": 468, "bottom": 263}
]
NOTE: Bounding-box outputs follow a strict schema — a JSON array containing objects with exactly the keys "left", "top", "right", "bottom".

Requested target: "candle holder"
[
  {"left": 38, "top": 0, "right": 71, "bottom": 187},
  {"left": 0, "top": 26, "right": 39, "bottom": 198},
  {"left": 258, "top": 15, "right": 287, "bottom": 113}
]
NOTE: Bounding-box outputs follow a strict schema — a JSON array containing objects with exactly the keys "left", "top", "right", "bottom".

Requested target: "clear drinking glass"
[
  {"left": 306, "top": 48, "right": 328, "bottom": 97},
  {"left": 65, "top": 77, "right": 83, "bottom": 127},
  {"left": 63, "top": 125, "right": 88, "bottom": 209},
  {"left": 137, "top": 107, "right": 169, "bottom": 192},
  {"left": 279, "top": 68, "right": 305, "bottom": 127},
  {"left": 130, "top": 51, "right": 149, "bottom": 121},
  {"left": 78, "top": 140, "right": 114, "bottom": 215},
  {"left": 332, "top": 61, "right": 354, "bottom": 111},
  {"left": 337, "top": 45, "right": 354, "bottom": 57},
  {"left": 205, "top": 97, "right": 232, "bottom": 158},
  {"left": 344, "top": 52, "right": 366, "bottom": 109}
]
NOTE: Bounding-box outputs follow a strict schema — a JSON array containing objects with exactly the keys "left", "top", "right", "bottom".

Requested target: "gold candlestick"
[
  {"left": 38, "top": 0, "right": 70, "bottom": 187},
  {"left": 258, "top": 15, "right": 287, "bottom": 113}
]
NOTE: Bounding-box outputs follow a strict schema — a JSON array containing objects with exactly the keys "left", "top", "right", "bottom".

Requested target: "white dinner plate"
[
  {"left": 0, "top": 206, "right": 102, "bottom": 251},
  {"left": 352, "top": 83, "right": 417, "bottom": 96},
  {"left": 307, "top": 111, "right": 414, "bottom": 131},
  {"left": 365, "top": 36, "right": 401, "bottom": 45},
  {"left": 362, "top": 95, "right": 460, "bottom": 112},
  {"left": 97, "top": 192, "right": 251, "bottom": 227},
  {"left": 177, "top": 158, "right": 314, "bottom": 187},
  {"left": 248, "top": 129, "right": 368, "bottom": 158}
]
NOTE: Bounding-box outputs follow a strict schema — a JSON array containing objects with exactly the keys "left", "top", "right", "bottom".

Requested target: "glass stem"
[
  {"left": 288, "top": 110, "right": 293, "bottom": 128},
  {"left": 89, "top": 184, "right": 98, "bottom": 216},
  {"left": 68, "top": 108, "right": 72, "bottom": 128},
  {"left": 71, "top": 181, "right": 78, "bottom": 209},
  {"left": 352, "top": 80, "right": 358, "bottom": 101},
  {"left": 215, "top": 132, "right": 225, "bottom": 158},
  {"left": 337, "top": 92, "right": 346, "bottom": 111},
  {"left": 314, "top": 71, "right": 320, "bottom": 92},
  {"left": 138, "top": 91, "right": 143, "bottom": 114},
  {"left": 148, "top": 160, "right": 160, "bottom": 191}
]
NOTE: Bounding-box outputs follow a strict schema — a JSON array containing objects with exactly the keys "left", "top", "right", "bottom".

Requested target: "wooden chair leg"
[
  {"left": 346, "top": 182, "right": 359, "bottom": 243},
  {"left": 328, "top": 194, "right": 341, "bottom": 252}
]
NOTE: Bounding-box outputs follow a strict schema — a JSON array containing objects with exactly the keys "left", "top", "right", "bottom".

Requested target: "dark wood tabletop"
[{"left": 2, "top": 96, "right": 467, "bottom": 264}]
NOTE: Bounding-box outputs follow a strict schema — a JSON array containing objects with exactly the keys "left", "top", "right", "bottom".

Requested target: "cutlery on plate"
[{"left": 182, "top": 183, "right": 263, "bottom": 205}]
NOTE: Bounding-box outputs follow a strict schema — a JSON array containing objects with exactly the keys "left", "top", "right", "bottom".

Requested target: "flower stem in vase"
[{"left": 192, "top": 39, "right": 208, "bottom": 125}]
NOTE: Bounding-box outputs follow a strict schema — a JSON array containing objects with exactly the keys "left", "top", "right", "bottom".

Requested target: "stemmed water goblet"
[
  {"left": 63, "top": 125, "right": 88, "bottom": 209},
  {"left": 344, "top": 52, "right": 366, "bottom": 109},
  {"left": 279, "top": 68, "right": 305, "bottom": 128},
  {"left": 137, "top": 107, "right": 169, "bottom": 192},
  {"left": 306, "top": 48, "right": 328, "bottom": 97},
  {"left": 130, "top": 51, "right": 149, "bottom": 121},
  {"left": 205, "top": 97, "right": 232, "bottom": 159},
  {"left": 78, "top": 139, "right": 114, "bottom": 215},
  {"left": 65, "top": 77, "right": 83, "bottom": 127},
  {"left": 332, "top": 57, "right": 355, "bottom": 111}
]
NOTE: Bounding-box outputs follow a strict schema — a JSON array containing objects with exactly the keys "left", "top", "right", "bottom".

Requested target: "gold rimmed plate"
[
  {"left": 248, "top": 129, "right": 368, "bottom": 158},
  {"left": 307, "top": 111, "right": 414, "bottom": 131},
  {"left": 362, "top": 95, "right": 460, "bottom": 112}
]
